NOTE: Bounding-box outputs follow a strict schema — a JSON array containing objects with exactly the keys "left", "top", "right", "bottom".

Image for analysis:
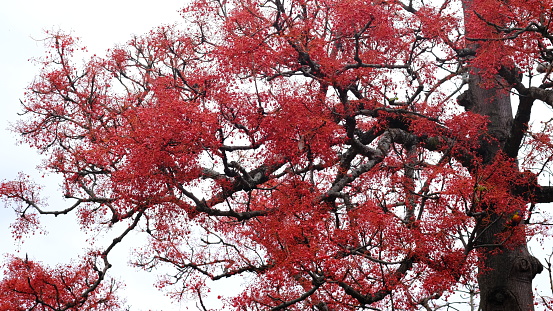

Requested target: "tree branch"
[{"left": 532, "top": 186, "right": 553, "bottom": 203}]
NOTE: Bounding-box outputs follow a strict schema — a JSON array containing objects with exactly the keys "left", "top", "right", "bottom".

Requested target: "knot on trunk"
[
  {"left": 487, "top": 287, "right": 519, "bottom": 310},
  {"left": 515, "top": 256, "right": 543, "bottom": 278}
]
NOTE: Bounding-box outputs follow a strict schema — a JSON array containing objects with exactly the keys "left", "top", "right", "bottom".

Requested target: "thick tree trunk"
[
  {"left": 462, "top": 58, "right": 542, "bottom": 311},
  {"left": 474, "top": 204, "right": 541, "bottom": 311},
  {"left": 478, "top": 242, "right": 541, "bottom": 311},
  {"left": 459, "top": 1, "right": 543, "bottom": 308}
]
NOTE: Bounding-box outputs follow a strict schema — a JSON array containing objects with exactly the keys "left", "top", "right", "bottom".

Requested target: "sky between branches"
[
  {"left": 0, "top": 1, "right": 190, "bottom": 310},
  {"left": 1, "top": 0, "right": 553, "bottom": 310}
]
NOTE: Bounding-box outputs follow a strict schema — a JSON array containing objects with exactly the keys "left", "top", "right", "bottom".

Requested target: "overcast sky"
[
  {"left": 0, "top": 1, "right": 196, "bottom": 310},
  {"left": 1, "top": 1, "right": 553, "bottom": 311}
]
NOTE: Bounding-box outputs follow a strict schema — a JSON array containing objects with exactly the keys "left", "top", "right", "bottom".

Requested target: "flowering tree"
[
  {"left": 0, "top": 256, "right": 121, "bottom": 311},
  {"left": 2, "top": 0, "right": 553, "bottom": 309}
]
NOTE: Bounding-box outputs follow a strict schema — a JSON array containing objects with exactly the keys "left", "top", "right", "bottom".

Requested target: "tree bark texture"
[
  {"left": 459, "top": 15, "right": 543, "bottom": 310},
  {"left": 460, "top": 2, "right": 543, "bottom": 308}
]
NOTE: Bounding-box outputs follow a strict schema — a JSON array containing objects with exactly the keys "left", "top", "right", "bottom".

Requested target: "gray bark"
[
  {"left": 461, "top": 54, "right": 542, "bottom": 311},
  {"left": 459, "top": 0, "right": 544, "bottom": 308}
]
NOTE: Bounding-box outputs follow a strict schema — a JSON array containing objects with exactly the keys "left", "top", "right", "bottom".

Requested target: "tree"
[
  {"left": 2, "top": 0, "right": 553, "bottom": 309},
  {"left": 0, "top": 255, "right": 121, "bottom": 310}
]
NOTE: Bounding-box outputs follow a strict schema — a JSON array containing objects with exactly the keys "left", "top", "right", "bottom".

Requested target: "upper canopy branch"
[
  {"left": 533, "top": 186, "right": 553, "bottom": 203},
  {"left": 468, "top": 11, "right": 544, "bottom": 41},
  {"left": 337, "top": 256, "right": 414, "bottom": 305}
]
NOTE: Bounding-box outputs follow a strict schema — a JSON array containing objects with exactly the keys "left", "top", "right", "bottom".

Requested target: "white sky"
[
  {"left": 1, "top": 1, "right": 553, "bottom": 311},
  {"left": 0, "top": 1, "right": 200, "bottom": 310}
]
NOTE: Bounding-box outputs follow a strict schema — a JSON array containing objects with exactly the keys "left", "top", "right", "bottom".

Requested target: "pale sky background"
[
  {"left": 0, "top": 1, "right": 200, "bottom": 310},
  {"left": 1, "top": 1, "right": 553, "bottom": 311}
]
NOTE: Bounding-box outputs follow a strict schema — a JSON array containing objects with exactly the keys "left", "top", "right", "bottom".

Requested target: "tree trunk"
[
  {"left": 459, "top": 0, "right": 544, "bottom": 308},
  {"left": 460, "top": 29, "right": 543, "bottom": 311}
]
